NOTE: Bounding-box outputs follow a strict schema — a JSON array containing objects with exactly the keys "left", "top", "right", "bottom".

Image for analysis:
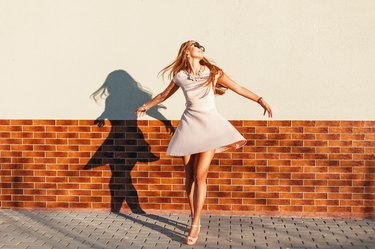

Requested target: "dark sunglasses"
[{"left": 191, "top": 41, "right": 205, "bottom": 52}]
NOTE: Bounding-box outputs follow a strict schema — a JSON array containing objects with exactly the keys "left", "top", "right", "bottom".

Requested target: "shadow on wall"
[{"left": 84, "top": 69, "right": 175, "bottom": 213}]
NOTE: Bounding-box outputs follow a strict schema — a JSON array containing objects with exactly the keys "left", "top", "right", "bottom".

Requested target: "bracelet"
[
  {"left": 256, "top": 97, "right": 263, "bottom": 103},
  {"left": 141, "top": 104, "right": 149, "bottom": 111}
]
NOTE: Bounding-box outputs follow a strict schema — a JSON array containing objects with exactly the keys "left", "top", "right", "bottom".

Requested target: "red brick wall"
[{"left": 0, "top": 120, "right": 374, "bottom": 218}]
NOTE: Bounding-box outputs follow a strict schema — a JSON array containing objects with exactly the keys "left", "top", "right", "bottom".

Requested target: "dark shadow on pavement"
[{"left": 114, "top": 212, "right": 188, "bottom": 243}]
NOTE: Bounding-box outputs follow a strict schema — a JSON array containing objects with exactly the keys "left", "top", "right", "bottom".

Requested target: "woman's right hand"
[{"left": 135, "top": 105, "right": 148, "bottom": 118}]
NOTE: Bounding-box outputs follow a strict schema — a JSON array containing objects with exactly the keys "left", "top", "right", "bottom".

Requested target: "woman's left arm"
[{"left": 217, "top": 73, "right": 273, "bottom": 117}]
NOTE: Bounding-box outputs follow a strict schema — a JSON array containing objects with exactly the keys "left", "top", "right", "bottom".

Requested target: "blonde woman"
[{"left": 135, "top": 40, "right": 272, "bottom": 245}]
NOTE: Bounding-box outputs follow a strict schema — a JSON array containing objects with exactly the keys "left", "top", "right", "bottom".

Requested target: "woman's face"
[{"left": 186, "top": 41, "right": 205, "bottom": 59}]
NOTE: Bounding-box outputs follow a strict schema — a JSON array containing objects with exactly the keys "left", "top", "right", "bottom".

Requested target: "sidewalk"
[{"left": 0, "top": 210, "right": 374, "bottom": 249}]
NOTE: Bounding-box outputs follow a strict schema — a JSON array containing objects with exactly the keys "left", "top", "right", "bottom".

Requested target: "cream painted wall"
[{"left": 1, "top": 0, "right": 374, "bottom": 120}]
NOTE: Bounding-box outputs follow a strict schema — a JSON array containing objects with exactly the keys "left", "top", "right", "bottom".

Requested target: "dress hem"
[{"left": 166, "top": 139, "right": 247, "bottom": 157}]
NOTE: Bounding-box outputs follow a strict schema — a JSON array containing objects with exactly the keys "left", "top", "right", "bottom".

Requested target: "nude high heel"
[
  {"left": 190, "top": 217, "right": 201, "bottom": 234},
  {"left": 186, "top": 224, "right": 201, "bottom": 245}
]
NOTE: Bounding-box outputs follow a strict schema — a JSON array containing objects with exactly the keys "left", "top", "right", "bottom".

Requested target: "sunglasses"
[{"left": 191, "top": 41, "right": 205, "bottom": 52}]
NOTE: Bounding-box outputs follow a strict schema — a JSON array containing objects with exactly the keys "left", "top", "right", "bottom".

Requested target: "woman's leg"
[
  {"left": 189, "top": 149, "right": 215, "bottom": 237},
  {"left": 183, "top": 154, "right": 197, "bottom": 218}
]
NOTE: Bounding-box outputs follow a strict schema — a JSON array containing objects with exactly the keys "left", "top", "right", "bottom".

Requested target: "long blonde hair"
[{"left": 159, "top": 40, "right": 227, "bottom": 95}]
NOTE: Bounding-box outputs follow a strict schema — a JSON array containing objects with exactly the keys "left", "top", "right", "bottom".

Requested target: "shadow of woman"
[
  {"left": 114, "top": 212, "right": 188, "bottom": 243},
  {"left": 85, "top": 69, "right": 174, "bottom": 214}
]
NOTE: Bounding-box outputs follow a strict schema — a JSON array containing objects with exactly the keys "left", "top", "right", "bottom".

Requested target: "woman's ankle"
[{"left": 191, "top": 218, "right": 200, "bottom": 226}]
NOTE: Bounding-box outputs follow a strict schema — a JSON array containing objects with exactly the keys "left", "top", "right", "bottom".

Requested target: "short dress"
[{"left": 166, "top": 66, "right": 247, "bottom": 156}]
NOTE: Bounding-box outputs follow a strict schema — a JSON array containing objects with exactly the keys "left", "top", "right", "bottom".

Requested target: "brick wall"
[{"left": 0, "top": 120, "right": 374, "bottom": 218}]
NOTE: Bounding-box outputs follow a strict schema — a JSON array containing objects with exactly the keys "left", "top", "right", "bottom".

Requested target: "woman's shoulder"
[{"left": 172, "top": 70, "right": 187, "bottom": 85}]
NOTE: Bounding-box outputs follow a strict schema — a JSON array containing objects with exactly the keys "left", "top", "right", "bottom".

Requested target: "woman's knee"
[{"left": 194, "top": 172, "right": 208, "bottom": 185}]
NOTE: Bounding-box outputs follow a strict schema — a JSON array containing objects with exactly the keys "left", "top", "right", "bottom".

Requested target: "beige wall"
[{"left": 1, "top": 0, "right": 374, "bottom": 120}]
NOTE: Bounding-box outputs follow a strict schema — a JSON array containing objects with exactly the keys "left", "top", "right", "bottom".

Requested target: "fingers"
[
  {"left": 262, "top": 105, "right": 273, "bottom": 118},
  {"left": 135, "top": 109, "right": 145, "bottom": 118},
  {"left": 135, "top": 106, "right": 146, "bottom": 117},
  {"left": 137, "top": 112, "right": 145, "bottom": 118},
  {"left": 168, "top": 127, "right": 175, "bottom": 135},
  {"left": 94, "top": 120, "right": 105, "bottom": 127},
  {"left": 268, "top": 107, "right": 273, "bottom": 118}
]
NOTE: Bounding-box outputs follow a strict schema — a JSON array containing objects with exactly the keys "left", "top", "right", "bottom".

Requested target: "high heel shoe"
[
  {"left": 186, "top": 224, "right": 201, "bottom": 245},
  {"left": 191, "top": 216, "right": 200, "bottom": 228},
  {"left": 190, "top": 217, "right": 201, "bottom": 235}
]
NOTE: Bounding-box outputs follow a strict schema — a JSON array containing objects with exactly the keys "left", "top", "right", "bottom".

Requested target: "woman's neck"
[{"left": 188, "top": 59, "right": 203, "bottom": 76}]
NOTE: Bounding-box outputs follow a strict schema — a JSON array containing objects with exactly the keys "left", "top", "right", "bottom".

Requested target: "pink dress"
[{"left": 166, "top": 66, "right": 247, "bottom": 156}]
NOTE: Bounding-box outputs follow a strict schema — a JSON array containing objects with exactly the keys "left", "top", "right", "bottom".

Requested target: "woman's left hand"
[{"left": 259, "top": 99, "right": 272, "bottom": 118}]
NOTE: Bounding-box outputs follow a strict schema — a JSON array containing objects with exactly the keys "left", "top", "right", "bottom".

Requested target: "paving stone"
[{"left": 1, "top": 210, "right": 375, "bottom": 249}]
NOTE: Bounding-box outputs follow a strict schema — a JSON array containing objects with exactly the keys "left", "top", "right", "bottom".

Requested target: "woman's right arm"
[{"left": 135, "top": 81, "right": 180, "bottom": 117}]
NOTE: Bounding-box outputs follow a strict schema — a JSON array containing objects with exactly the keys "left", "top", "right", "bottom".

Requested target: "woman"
[{"left": 135, "top": 40, "right": 272, "bottom": 245}]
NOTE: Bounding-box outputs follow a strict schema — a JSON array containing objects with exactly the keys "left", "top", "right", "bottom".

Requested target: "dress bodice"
[{"left": 173, "top": 67, "right": 216, "bottom": 109}]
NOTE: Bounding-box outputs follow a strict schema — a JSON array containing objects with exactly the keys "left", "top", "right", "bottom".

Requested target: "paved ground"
[{"left": 0, "top": 210, "right": 374, "bottom": 249}]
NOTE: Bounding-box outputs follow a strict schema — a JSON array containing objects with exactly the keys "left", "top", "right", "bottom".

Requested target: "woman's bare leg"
[
  {"left": 189, "top": 149, "right": 215, "bottom": 239},
  {"left": 183, "top": 154, "right": 197, "bottom": 218}
]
